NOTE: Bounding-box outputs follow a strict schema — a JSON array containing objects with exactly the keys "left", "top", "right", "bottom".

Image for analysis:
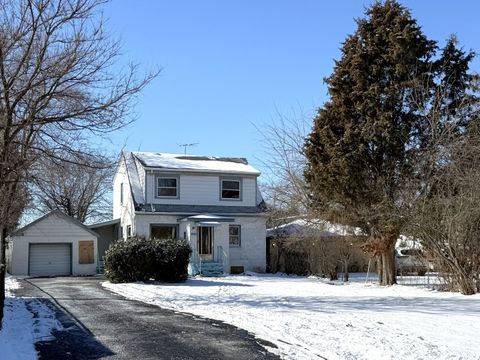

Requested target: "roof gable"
[{"left": 12, "top": 210, "right": 99, "bottom": 238}]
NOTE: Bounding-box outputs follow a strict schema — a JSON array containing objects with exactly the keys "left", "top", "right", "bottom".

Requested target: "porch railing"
[
  {"left": 190, "top": 246, "right": 227, "bottom": 275},
  {"left": 216, "top": 245, "right": 228, "bottom": 270},
  {"left": 190, "top": 249, "right": 202, "bottom": 275}
]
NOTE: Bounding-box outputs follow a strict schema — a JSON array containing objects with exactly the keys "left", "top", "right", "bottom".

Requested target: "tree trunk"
[
  {"left": 377, "top": 256, "right": 384, "bottom": 283},
  {"left": 457, "top": 276, "right": 476, "bottom": 295},
  {"left": 329, "top": 271, "right": 338, "bottom": 281},
  {"left": 379, "top": 241, "right": 397, "bottom": 286},
  {"left": 343, "top": 259, "right": 349, "bottom": 282},
  {"left": 0, "top": 226, "right": 6, "bottom": 330},
  {"left": 329, "top": 265, "right": 339, "bottom": 281},
  {"left": 452, "top": 267, "right": 476, "bottom": 295}
]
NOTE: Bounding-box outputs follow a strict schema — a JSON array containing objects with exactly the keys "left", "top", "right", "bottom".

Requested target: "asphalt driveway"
[{"left": 15, "top": 276, "right": 279, "bottom": 360}]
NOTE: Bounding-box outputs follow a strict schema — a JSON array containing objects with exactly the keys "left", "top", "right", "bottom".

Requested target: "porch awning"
[
  {"left": 196, "top": 221, "right": 222, "bottom": 226},
  {"left": 177, "top": 214, "right": 234, "bottom": 223}
]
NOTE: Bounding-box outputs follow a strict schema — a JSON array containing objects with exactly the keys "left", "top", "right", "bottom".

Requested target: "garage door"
[{"left": 29, "top": 243, "right": 72, "bottom": 276}]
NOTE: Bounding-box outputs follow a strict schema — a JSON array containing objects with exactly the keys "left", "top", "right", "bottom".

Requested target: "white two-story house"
[{"left": 113, "top": 151, "right": 267, "bottom": 275}]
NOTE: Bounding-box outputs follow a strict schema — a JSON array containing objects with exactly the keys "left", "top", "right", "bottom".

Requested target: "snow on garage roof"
[{"left": 131, "top": 152, "right": 261, "bottom": 175}]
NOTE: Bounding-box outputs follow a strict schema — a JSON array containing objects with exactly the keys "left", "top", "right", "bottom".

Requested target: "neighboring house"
[
  {"left": 7, "top": 211, "right": 99, "bottom": 276},
  {"left": 267, "top": 219, "right": 432, "bottom": 276},
  {"left": 114, "top": 151, "right": 267, "bottom": 275},
  {"left": 395, "top": 235, "right": 433, "bottom": 275},
  {"left": 266, "top": 218, "right": 371, "bottom": 274}
]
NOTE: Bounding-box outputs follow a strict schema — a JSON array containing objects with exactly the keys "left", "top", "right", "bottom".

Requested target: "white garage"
[
  {"left": 29, "top": 243, "right": 72, "bottom": 276},
  {"left": 7, "top": 211, "right": 99, "bottom": 276}
]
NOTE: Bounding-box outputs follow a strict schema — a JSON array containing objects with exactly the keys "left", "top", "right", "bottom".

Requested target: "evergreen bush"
[{"left": 105, "top": 237, "right": 192, "bottom": 283}]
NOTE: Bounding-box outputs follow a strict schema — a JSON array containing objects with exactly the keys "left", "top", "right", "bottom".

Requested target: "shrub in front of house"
[
  {"left": 104, "top": 236, "right": 192, "bottom": 283},
  {"left": 104, "top": 236, "right": 156, "bottom": 283},
  {"left": 152, "top": 238, "right": 192, "bottom": 282}
]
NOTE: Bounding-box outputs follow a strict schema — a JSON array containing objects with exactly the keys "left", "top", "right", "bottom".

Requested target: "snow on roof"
[
  {"left": 269, "top": 219, "right": 420, "bottom": 250},
  {"left": 396, "top": 235, "right": 423, "bottom": 250},
  {"left": 124, "top": 152, "right": 145, "bottom": 205},
  {"left": 267, "top": 219, "right": 363, "bottom": 238},
  {"left": 178, "top": 214, "right": 235, "bottom": 222},
  {"left": 131, "top": 152, "right": 261, "bottom": 175}
]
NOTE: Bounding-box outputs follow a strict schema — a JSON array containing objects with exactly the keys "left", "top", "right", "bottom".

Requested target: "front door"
[{"left": 198, "top": 226, "right": 214, "bottom": 261}]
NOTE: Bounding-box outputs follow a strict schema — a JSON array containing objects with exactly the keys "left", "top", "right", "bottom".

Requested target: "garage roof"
[{"left": 12, "top": 210, "right": 99, "bottom": 238}]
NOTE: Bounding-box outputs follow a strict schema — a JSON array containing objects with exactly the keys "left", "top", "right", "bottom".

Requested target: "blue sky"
[{"left": 101, "top": 1, "right": 480, "bottom": 174}]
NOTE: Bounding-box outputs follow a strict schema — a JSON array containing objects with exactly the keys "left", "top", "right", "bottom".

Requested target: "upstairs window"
[
  {"left": 221, "top": 179, "right": 241, "bottom": 200},
  {"left": 229, "top": 225, "right": 241, "bottom": 247},
  {"left": 156, "top": 177, "right": 178, "bottom": 198}
]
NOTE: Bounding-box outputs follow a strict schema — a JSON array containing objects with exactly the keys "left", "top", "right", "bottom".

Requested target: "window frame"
[
  {"left": 155, "top": 175, "right": 180, "bottom": 199},
  {"left": 229, "top": 225, "right": 241, "bottom": 247},
  {"left": 120, "top": 182, "right": 124, "bottom": 205},
  {"left": 150, "top": 224, "right": 179, "bottom": 240},
  {"left": 220, "top": 178, "right": 242, "bottom": 201}
]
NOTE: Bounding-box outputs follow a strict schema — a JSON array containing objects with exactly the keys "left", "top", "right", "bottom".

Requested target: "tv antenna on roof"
[{"left": 179, "top": 143, "right": 199, "bottom": 155}]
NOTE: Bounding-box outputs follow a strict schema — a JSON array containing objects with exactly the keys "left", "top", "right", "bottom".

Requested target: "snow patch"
[
  {"left": 104, "top": 273, "right": 480, "bottom": 360},
  {"left": 0, "top": 276, "right": 62, "bottom": 360}
]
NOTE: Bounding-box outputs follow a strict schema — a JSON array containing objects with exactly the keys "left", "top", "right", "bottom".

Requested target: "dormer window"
[
  {"left": 221, "top": 178, "right": 241, "bottom": 200},
  {"left": 156, "top": 176, "right": 178, "bottom": 198}
]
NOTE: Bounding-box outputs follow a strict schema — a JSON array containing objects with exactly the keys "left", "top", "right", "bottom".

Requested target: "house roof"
[
  {"left": 131, "top": 151, "right": 261, "bottom": 175},
  {"left": 11, "top": 210, "right": 99, "bottom": 238},
  {"left": 124, "top": 152, "right": 145, "bottom": 205},
  {"left": 122, "top": 151, "right": 265, "bottom": 208},
  {"left": 88, "top": 218, "right": 120, "bottom": 229},
  {"left": 138, "top": 204, "right": 266, "bottom": 215},
  {"left": 267, "top": 219, "right": 363, "bottom": 238},
  {"left": 268, "top": 219, "right": 419, "bottom": 252}
]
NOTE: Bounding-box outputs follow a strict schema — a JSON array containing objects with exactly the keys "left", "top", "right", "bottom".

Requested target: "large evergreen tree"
[{"left": 304, "top": 1, "right": 477, "bottom": 285}]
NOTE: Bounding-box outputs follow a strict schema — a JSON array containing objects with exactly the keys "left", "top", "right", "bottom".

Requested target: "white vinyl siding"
[
  {"left": 228, "top": 216, "right": 267, "bottom": 272},
  {"left": 146, "top": 173, "right": 257, "bottom": 206},
  {"left": 113, "top": 158, "right": 135, "bottom": 234},
  {"left": 29, "top": 243, "right": 71, "bottom": 276},
  {"left": 9, "top": 213, "right": 97, "bottom": 276}
]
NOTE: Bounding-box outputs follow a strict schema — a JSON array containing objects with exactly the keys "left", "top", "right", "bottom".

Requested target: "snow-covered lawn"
[
  {"left": 104, "top": 273, "right": 480, "bottom": 360},
  {"left": 0, "top": 276, "right": 61, "bottom": 360}
]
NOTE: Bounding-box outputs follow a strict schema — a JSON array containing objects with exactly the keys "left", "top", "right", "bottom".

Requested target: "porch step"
[
  {"left": 188, "top": 262, "right": 201, "bottom": 276},
  {"left": 200, "top": 262, "right": 224, "bottom": 277}
]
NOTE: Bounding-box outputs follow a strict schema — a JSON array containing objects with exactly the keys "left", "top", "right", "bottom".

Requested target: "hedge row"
[{"left": 104, "top": 237, "right": 192, "bottom": 283}]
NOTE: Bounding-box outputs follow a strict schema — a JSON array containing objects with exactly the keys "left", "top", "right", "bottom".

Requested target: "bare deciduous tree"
[
  {"left": 31, "top": 152, "right": 114, "bottom": 223},
  {"left": 409, "top": 119, "right": 480, "bottom": 295},
  {"left": 0, "top": 0, "right": 158, "bottom": 327},
  {"left": 259, "top": 110, "right": 312, "bottom": 218}
]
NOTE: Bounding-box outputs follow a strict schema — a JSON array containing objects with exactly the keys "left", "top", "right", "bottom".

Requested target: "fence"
[{"left": 344, "top": 271, "right": 447, "bottom": 290}]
